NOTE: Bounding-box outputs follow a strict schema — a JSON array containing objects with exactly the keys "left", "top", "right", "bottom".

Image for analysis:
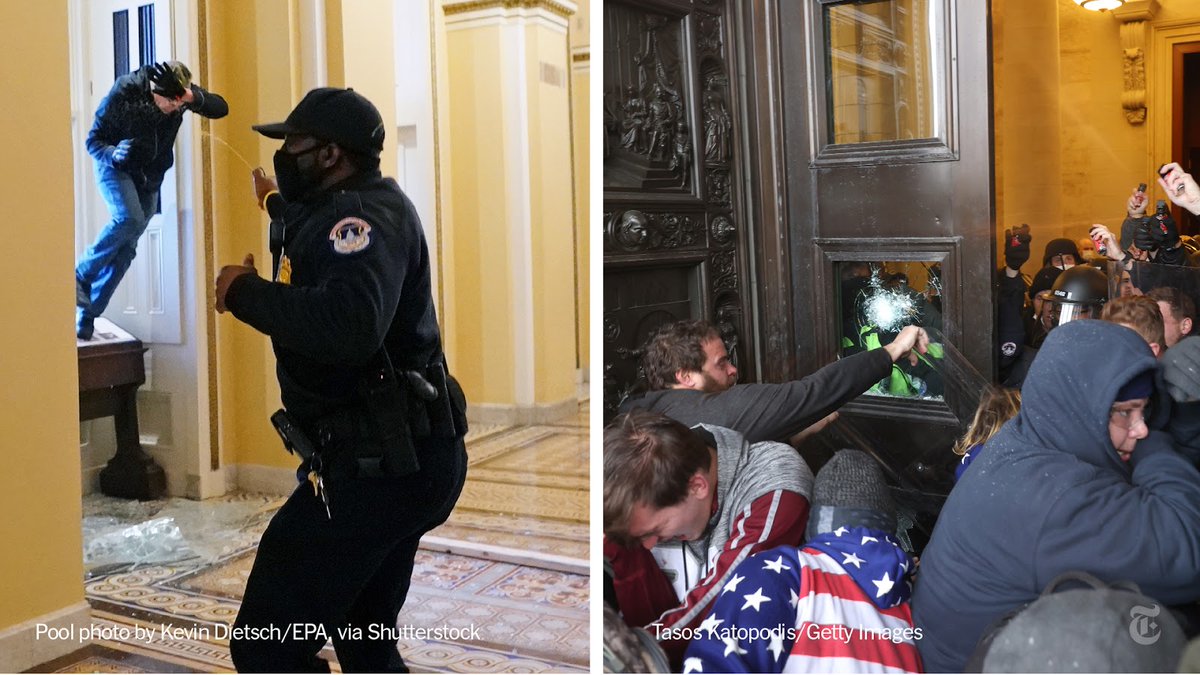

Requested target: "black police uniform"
[{"left": 224, "top": 169, "right": 467, "bottom": 672}]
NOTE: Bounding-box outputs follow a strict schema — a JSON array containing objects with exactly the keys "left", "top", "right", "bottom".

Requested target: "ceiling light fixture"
[{"left": 1073, "top": 0, "right": 1124, "bottom": 11}]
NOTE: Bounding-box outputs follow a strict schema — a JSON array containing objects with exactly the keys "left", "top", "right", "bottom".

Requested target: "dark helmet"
[
  {"left": 1042, "top": 238, "right": 1082, "bottom": 268},
  {"left": 1044, "top": 265, "right": 1108, "bottom": 329}
]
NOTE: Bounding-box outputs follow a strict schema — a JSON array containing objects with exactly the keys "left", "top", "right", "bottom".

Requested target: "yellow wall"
[
  {"left": 993, "top": 0, "right": 1064, "bottom": 275},
  {"left": 1058, "top": 0, "right": 1147, "bottom": 236},
  {"left": 447, "top": 27, "right": 516, "bottom": 405},
  {"left": 995, "top": 0, "right": 1200, "bottom": 273},
  {"left": 337, "top": 0, "right": 399, "bottom": 181},
  {"left": 432, "top": 0, "right": 459, "bottom": 364},
  {"left": 571, "top": 0, "right": 590, "bottom": 373},
  {"left": 529, "top": 23, "right": 578, "bottom": 404},
  {"left": 0, "top": 1, "right": 85, "bottom": 628},
  {"left": 209, "top": 0, "right": 293, "bottom": 470},
  {"left": 445, "top": 8, "right": 580, "bottom": 410}
]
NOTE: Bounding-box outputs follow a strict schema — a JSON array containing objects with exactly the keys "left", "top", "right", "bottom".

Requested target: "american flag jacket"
[{"left": 683, "top": 527, "right": 922, "bottom": 673}]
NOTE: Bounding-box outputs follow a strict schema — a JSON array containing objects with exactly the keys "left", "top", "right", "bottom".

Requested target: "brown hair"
[
  {"left": 1146, "top": 286, "right": 1197, "bottom": 323},
  {"left": 640, "top": 320, "right": 722, "bottom": 391},
  {"left": 953, "top": 386, "right": 1021, "bottom": 456},
  {"left": 1101, "top": 295, "right": 1165, "bottom": 350},
  {"left": 603, "top": 411, "right": 713, "bottom": 545}
]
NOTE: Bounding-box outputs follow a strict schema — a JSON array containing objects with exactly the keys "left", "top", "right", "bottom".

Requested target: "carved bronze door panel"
[{"left": 602, "top": 0, "right": 753, "bottom": 421}]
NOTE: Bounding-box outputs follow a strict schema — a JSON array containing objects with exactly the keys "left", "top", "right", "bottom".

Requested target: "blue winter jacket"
[
  {"left": 913, "top": 320, "right": 1200, "bottom": 672},
  {"left": 85, "top": 65, "right": 227, "bottom": 191}
]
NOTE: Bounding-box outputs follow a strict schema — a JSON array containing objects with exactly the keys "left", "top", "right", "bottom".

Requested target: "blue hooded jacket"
[
  {"left": 913, "top": 320, "right": 1200, "bottom": 672},
  {"left": 85, "top": 65, "right": 227, "bottom": 191}
]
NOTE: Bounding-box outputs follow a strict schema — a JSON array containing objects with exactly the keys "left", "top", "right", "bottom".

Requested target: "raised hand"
[
  {"left": 1004, "top": 224, "right": 1032, "bottom": 271},
  {"left": 148, "top": 61, "right": 188, "bottom": 99}
]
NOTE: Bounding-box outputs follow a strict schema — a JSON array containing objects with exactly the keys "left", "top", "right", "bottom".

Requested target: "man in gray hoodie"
[
  {"left": 618, "top": 320, "right": 929, "bottom": 444},
  {"left": 604, "top": 412, "right": 813, "bottom": 667}
]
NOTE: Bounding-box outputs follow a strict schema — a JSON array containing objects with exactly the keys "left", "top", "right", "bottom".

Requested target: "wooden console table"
[{"left": 77, "top": 318, "right": 165, "bottom": 500}]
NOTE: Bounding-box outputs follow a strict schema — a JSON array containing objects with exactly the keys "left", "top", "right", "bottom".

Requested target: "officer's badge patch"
[
  {"left": 1001, "top": 341, "right": 1017, "bottom": 357},
  {"left": 329, "top": 217, "right": 372, "bottom": 254},
  {"left": 276, "top": 255, "right": 292, "bottom": 284}
]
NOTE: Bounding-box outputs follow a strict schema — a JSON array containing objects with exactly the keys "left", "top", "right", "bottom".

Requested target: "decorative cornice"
[
  {"left": 1110, "top": 0, "right": 1159, "bottom": 23},
  {"left": 443, "top": 0, "right": 577, "bottom": 20}
]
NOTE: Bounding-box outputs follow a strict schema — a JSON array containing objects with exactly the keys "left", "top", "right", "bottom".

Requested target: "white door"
[{"left": 80, "top": 0, "right": 181, "bottom": 344}]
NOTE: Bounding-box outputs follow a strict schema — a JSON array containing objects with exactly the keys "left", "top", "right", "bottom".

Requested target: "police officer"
[{"left": 215, "top": 87, "right": 467, "bottom": 673}]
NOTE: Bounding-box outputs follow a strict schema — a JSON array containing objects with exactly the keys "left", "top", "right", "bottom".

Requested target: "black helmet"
[{"left": 1044, "top": 265, "right": 1108, "bottom": 328}]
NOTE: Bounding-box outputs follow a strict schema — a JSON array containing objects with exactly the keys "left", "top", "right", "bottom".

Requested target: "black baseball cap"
[{"left": 252, "top": 87, "right": 385, "bottom": 157}]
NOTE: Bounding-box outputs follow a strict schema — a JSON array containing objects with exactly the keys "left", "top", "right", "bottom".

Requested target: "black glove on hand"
[
  {"left": 1151, "top": 208, "right": 1181, "bottom": 250},
  {"left": 1004, "top": 224, "right": 1032, "bottom": 270},
  {"left": 1163, "top": 336, "right": 1200, "bottom": 403},
  {"left": 1134, "top": 218, "right": 1159, "bottom": 252},
  {"left": 148, "top": 61, "right": 188, "bottom": 99}
]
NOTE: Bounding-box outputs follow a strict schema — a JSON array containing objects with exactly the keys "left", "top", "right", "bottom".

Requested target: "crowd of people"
[{"left": 604, "top": 164, "right": 1200, "bottom": 673}]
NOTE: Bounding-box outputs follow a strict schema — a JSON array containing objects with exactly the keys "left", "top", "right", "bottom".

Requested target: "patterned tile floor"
[
  {"left": 426, "top": 412, "right": 589, "bottom": 571},
  {"left": 34, "top": 403, "right": 589, "bottom": 673}
]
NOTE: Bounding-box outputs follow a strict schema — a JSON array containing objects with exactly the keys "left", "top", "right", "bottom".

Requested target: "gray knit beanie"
[
  {"left": 975, "top": 586, "right": 1185, "bottom": 672},
  {"left": 805, "top": 449, "right": 897, "bottom": 540}
]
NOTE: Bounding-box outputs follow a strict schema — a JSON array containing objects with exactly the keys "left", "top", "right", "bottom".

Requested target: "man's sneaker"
[
  {"left": 76, "top": 317, "right": 94, "bottom": 341},
  {"left": 76, "top": 276, "right": 91, "bottom": 309}
]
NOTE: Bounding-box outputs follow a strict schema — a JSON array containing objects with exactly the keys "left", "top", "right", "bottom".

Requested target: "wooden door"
[{"left": 779, "top": 0, "right": 995, "bottom": 546}]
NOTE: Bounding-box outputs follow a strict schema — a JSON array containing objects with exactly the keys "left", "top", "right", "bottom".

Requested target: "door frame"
[
  {"left": 1150, "top": 20, "right": 1200, "bottom": 226},
  {"left": 68, "top": 0, "right": 222, "bottom": 498},
  {"left": 732, "top": 0, "right": 796, "bottom": 381},
  {"left": 78, "top": 0, "right": 182, "bottom": 345}
]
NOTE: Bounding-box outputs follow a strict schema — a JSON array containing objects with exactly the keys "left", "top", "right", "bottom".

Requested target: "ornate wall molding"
[
  {"left": 443, "top": 0, "right": 577, "bottom": 32},
  {"left": 444, "top": 0, "right": 576, "bottom": 18},
  {"left": 1112, "top": 0, "right": 1159, "bottom": 125}
]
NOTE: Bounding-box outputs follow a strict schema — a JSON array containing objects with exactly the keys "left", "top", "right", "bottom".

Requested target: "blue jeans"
[{"left": 76, "top": 163, "right": 158, "bottom": 323}]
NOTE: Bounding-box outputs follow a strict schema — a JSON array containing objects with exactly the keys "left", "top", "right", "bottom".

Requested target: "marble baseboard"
[
  {"left": 0, "top": 601, "right": 91, "bottom": 673},
  {"left": 467, "top": 398, "right": 578, "bottom": 426}
]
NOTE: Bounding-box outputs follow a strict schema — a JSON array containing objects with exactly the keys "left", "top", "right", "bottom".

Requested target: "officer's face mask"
[{"left": 274, "top": 143, "right": 326, "bottom": 202}]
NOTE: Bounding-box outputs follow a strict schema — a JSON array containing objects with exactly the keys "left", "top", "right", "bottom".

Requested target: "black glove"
[
  {"left": 1163, "top": 336, "right": 1200, "bottom": 403},
  {"left": 1004, "top": 224, "right": 1031, "bottom": 270},
  {"left": 1151, "top": 207, "right": 1181, "bottom": 250},
  {"left": 148, "top": 61, "right": 188, "bottom": 99},
  {"left": 1134, "top": 218, "right": 1159, "bottom": 252}
]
